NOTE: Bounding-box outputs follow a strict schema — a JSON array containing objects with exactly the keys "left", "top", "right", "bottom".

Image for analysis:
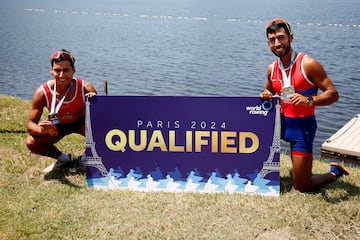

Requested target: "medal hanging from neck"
[
  {"left": 48, "top": 80, "right": 73, "bottom": 124},
  {"left": 279, "top": 49, "right": 296, "bottom": 101}
]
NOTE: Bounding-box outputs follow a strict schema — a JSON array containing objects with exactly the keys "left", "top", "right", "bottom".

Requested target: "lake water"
[{"left": 0, "top": 0, "right": 359, "bottom": 157}]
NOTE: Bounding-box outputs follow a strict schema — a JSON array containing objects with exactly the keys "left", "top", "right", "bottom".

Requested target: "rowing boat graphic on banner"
[{"left": 84, "top": 96, "right": 280, "bottom": 196}]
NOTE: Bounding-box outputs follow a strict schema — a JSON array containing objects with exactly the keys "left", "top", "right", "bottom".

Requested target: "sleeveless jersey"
[
  {"left": 41, "top": 78, "right": 86, "bottom": 124},
  {"left": 270, "top": 53, "right": 318, "bottom": 118}
]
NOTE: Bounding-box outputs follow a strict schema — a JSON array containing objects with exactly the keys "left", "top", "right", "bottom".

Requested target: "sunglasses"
[
  {"left": 50, "top": 51, "right": 75, "bottom": 66},
  {"left": 265, "top": 18, "right": 292, "bottom": 35}
]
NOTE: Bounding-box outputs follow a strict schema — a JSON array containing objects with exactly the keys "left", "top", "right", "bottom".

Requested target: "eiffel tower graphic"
[
  {"left": 259, "top": 99, "right": 281, "bottom": 178},
  {"left": 82, "top": 98, "right": 108, "bottom": 177}
]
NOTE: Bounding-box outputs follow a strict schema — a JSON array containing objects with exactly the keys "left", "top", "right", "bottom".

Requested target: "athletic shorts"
[
  {"left": 30, "top": 117, "right": 85, "bottom": 145},
  {"left": 281, "top": 115, "right": 317, "bottom": 155},
  {"left": 55, "top": 117, "right": 84, "bottom": 137}
]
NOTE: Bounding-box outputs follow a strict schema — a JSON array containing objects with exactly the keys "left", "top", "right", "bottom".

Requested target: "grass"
[{"left": 0, "top": 94, "right": 359, "bottom": 240}]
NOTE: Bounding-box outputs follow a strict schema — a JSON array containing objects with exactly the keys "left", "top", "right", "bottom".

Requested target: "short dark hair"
[{"left": 265, "top": 18, "right": 292, "bottom": 37}]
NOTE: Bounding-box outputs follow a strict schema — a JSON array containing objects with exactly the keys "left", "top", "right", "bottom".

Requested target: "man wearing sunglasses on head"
[
  {"left": 26, "top": 49, "right": 97, "bottom": 173},
  {"left": 260, "top": 18, "right": 349, "bottom": 192}
]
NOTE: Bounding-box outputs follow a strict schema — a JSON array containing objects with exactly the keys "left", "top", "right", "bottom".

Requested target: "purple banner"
[{"left": 84, "top": 96, "right": 280, "bottom": 196}]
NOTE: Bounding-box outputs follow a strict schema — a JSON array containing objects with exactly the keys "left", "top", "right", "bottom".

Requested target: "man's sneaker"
[
  {"left": 42, "top": 158, "right": 73, "bottom": 173},
  {"left": 71, "top": 154, "right": 86, "bottom": 173},
  {"left": 330, "top": 162, "right": 349, "bottom": 179}
]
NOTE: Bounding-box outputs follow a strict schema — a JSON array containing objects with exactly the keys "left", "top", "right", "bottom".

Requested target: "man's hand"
[
  {"left": 290, "top": 93, "right": 311, "bottom": 106},
  {"left": 260, "top": 89, "right": 274, "bottom": 100},
  {"left": 39, "top": 120, "right": 58, "bottom": 136},
  {"left": 85, "top": 92, "right": 97, "bottom": 98}
]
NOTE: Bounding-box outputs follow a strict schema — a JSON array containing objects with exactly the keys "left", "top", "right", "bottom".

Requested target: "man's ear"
[{"left": 289, "top": 33, "right": 294, "bottom": 42}]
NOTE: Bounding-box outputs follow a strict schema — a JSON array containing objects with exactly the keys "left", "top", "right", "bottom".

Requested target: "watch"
[{"left": 307, "top": 96, "right": 314, "bottom": 106}]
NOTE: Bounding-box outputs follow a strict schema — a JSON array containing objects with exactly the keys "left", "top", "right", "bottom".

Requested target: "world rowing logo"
[{"left": 245, "top": 101, "right": 273, "bottom": 116}]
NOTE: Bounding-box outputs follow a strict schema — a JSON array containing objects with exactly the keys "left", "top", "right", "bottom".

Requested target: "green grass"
[{"left": 0, "top": 94, "right": 359, "bottom": 240}]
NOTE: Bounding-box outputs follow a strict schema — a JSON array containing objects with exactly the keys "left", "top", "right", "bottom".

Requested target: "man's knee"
[
  {"left": 292, "top": 174, "right": 312, "bottom": 192},
  {"left": 26, "top": 135, "right": 35, "bottom": 151},
  {"left": 25, "top": 135, "right": 51, "bottom": 153},
  {"left": 291, "top": 154, "right": 313, "bottom": 192},
  {"left": 293, "top": 182, "right": 312, "bottom": 192}
]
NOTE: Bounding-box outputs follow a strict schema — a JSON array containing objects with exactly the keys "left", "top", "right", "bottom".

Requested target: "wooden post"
[{"left": 103, "top": 80, "right": 108, "bottom": 96}]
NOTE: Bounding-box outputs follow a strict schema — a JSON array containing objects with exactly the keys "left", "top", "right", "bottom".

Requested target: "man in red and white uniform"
[
  {"left": 26, "top": 50, "right": 97, "bottom": 172},
  {"left": 41, "top": 77, "right": 86, "bottom": 124},
  {"left": 260, "top": 18, "right": 349, "bottom": 192}
]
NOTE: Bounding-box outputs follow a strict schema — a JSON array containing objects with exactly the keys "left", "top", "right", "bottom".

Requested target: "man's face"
[
  {"left": 267, "top": 28, "right": 293, "bottom": 58},
  {"left": 50, "top": 61, "right": 75, "bottom": 86}
]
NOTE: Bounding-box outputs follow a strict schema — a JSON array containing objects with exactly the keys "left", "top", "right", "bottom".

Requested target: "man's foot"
[
  {"left": 72, "top": 155, "right": 86, "bottom": 174},
  {"left": 42, "top": 158, "right": 73, "bottom": 173},
  {"left": 330, "top": 162, "right": 349, "bottom": 179}
]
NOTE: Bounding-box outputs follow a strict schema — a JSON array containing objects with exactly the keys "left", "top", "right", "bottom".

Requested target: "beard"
[{"left": 272, "top": 42, "right": 291, "bottom": 58}]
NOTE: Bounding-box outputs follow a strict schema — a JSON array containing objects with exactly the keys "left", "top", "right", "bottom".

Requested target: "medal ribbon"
[
  {"left": 278, "top": 49, "right": 296, "bottom": 87},
  {"left": 50, "top": 80, "right": 73, "bottom": 115}
]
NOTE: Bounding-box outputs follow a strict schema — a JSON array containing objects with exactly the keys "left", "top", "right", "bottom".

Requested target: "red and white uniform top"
[
  {"left": 41, "top": 78, "right": 86, "bottom": 124},
  {"left": 270, "top": 53, "right": 318, "bottom": 118}
]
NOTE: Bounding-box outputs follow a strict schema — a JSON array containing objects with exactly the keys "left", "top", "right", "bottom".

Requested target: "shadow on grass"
[
  {"left": 44, "top": 164, "right": 85, "bottom": 188},
  {"left": 280, "top": 176, "right": 293, "bottom": 193},
  {"left": 0, "top": 129, "right": 27, "bottom": 134},
  {"left": 319, "top": 180, "right": 360, "bottom": 203},
  {"left": 281, "top": 175, "right": 359, "bottom": 203}
]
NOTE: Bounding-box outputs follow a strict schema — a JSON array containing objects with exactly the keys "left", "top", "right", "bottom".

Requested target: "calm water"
[{"left": 0, "top": 0, "right": 359, "bottom": 156}]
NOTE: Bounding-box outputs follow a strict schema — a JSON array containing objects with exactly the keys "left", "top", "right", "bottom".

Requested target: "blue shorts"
[{"left": 281, "top": 115, "right": 317, "bottom": 154}]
